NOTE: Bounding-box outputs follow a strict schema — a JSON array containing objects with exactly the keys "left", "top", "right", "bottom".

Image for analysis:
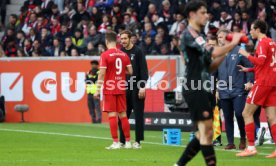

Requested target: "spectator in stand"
[
  {"left": 232, "top": 12, "right": 242, "bottom": 31},
  {"left": 156, "top": 25, "right": 170, "bottom": 44},
  {"left": 6, "top": 14, "right": 20, "bottom": 32},
  {"left": 73, "top": 2, "right": 90, "bottom": 25},
  {"left": 170, "top": 36, "right": 180, "bottom": 55},
  {"left": 77, "top": 16, "right": 93, "bottom": 39},
  {"left": 111, "top": 16, "right": 120, "bottom": 33},
  {"left": 91, "top": 6, "right": 102, "bottom": 28},
  {"left": 5, "top": 41, "right": 17, "bottom": 57},
  {"left": 50, "top": 4, "right": 60, "bottom": 20},
  {"left": 64, "top": 37, "right": 75, "bottom": 56},
  {"left": 56, "top": 24, "right": 71, "bottom": 45},
  {"left": 50, "top": 16, "right": 61, "bottom": 35},
  {"left": 23, "top": 38, "right": 33, "bottom": 57},
  {"left": 38, "top": 27, "right": 52, "bottom": 51},
  {"left": 147, "top": 3, "right": 158, "bottom": 19},
  {"left": 32, "top": 49, "right": 42, "bottom": 57},
  {"left": 33, "top": 39, "right": 49, "bottom": 56},
  {"left": 35, "top": 14, "right": 49, "bottom": 32},
  {"left": 72, "top": 29, "right": 85, "bottom": 53},
  {"left": 98, "top": 14, "right": 110, "bottom": 34},
  {"left": 169, "top": 13, "right": 184, "bottom": 36},
  {"left": 142, "top": 22, "right": 156, "bottom": 40},
  {"left": 159, "top": 0, "right": 173, "bottom": 26},
  {"left": 151, "top": 13, "right": 164, "bottom": 28},
  {"left": 210, "top": 0, "right": 222, "bottom": 21},
  {"left": 123, "top": 13, "right": 137, "bottom": 31},
  {"left": 71, "top": 48, "right": 80, "bottom": 56},
  {"left": 237, "top": 0, "right": 251, "bottom": 14},
  {"left": 85, "top": 41, "right": 98, "bottom": 56},
  {"left": 151, "top": 34, "right": 163, "bottom": 55},
  {"left": 29, "top": 28, "right": 39, "bottom": 42},
  {"left": 241, "top": 11, "right": 252, "bottom": 34},
  {"left": 2, "top": 28, "right": 16, "bottom": 51},
  {"left": 16, "top": 31, "right": 26, "bottom": 49},
  {"left": 17, "top": 48, "right": 26, "bottom": 57},
  {"left": 227, "top": 0, "right": 237, "bottom": 17},
  {"left": 22, "top": 12, "right": 38, "bottom": 35},
  {"left": 49, "top": 37, "right": 64, "bottom": 56},
  {"left": 97, "top": 43, "right": 106, "bottom": 55},
  {"left": 23, "top": 0, "right": 41, "bottom": 11},
  {"left": 219, "top": 9, "right": 233, "bottom": 30},
  {"left": 85, "top": 25, "right": 102, "bottom": 47},
  {"left": 140, "top": 35, "right": 153, "bottom": 55},
  {"left": 41, "top": 0, "right": 55, "bottom": 17},
  {"left": 160, "top": 44, "right": 170, "bottom": 55},
  {"left": 130, "top": 33, "right": 141, "bottom": 46},
  {"left": 111, "top": 4, "right": 121, "bottom": 18}
]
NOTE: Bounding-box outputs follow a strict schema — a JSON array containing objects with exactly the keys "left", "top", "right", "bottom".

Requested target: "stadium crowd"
[{"left": 0, "top": 0, "right": 276, "bottom": 57}]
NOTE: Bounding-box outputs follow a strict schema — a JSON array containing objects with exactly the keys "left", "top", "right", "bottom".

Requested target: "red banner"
[{"left": 0, "top": 57, "right": 177, "bottom": 122}]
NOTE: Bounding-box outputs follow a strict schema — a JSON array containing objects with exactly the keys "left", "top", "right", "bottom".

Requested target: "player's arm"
[
  {"left": 126, "top": 65, "right": 133, "bottom": 75},
  {"left": 237, "top": 65, "right": 255, "bottom": 72},
  {"left": 209, "top": 56, "right": 225, "bottom": 72},
  {"left": 239, "top": 49, "right": 266, "bottom": 66},
  {"left": 211, "top": 33, "right": 243, "bottom": 58},
  {"left": 94, "top": 53, "right": 106, "bottom": 98}
]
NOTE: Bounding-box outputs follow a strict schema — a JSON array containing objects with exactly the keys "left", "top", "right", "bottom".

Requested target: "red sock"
[
  {"left": 271, "top": 124, "right": 276, "bottom": 145},
  {"left": 108, "top": 116, "right": 118, "bottom": 142},
  {"left": 120, "top": 117, "right": 130, "bottom": 142},
  {"left": 245, "top": 123, "right": 255, "bottom": 146}
]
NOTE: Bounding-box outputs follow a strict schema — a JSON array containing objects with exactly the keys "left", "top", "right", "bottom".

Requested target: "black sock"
[
  {"left": 177, "top": 138, "right": 200, "bottom": 166},
  {"left": 201, "top": 145, "right": 216, "bottom": 166}
]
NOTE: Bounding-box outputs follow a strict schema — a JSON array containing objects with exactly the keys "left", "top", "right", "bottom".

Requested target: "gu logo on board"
[{"left": 0, "top": 73, "right": 23, "bottom": 101}]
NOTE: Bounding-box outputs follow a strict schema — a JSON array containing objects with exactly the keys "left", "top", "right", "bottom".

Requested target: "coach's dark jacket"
[{"left": 215, "top": 46, "right": 254, "bottom": 99}]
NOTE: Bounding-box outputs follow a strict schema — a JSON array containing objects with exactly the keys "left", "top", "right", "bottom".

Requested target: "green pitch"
[{"left": 0, "top": 123, "right": 275, "bottom": 166}]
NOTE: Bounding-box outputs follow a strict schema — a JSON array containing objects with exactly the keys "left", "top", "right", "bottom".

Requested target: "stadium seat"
[{"left": 14, "top": 104, "right": 29, "bottom": 122}]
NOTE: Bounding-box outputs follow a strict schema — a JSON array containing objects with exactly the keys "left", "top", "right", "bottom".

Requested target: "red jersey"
[
  {"left": 248, "top": 37, "right": 276, "bottom": 87},
  {"left": 99, "top": 48, "right": 132, "bottom": 94}
]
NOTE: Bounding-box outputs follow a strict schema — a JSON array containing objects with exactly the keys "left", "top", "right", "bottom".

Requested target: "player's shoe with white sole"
[
  {"left": 132, "top": 142, "right": 142, "bottom": 149},
  {"left": 264, "top": 139, "right": 274, "bottom": 145},
  {"left": 173, "top": 164, "right": 179, "bottom": 166},
  {"left": 256, "top": 127, "right": 266, "bottom": 146},
  {"left": 124, "top": 142, "right": 132, "bottom": 149},
  {"left": 236, "top": 148, "right": 257, "bottom": 157},
  {"left": 105, "top": 142, "right": 121, "bottom": 150}
]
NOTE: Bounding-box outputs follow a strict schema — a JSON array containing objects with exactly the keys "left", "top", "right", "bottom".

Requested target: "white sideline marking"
[{"left": 0, "top": 128, "right": 271, "bottom": 156}]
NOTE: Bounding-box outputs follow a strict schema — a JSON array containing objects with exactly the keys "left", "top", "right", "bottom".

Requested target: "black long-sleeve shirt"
[{"left": 121, "top": 45, "right": 149, "bottom": 89}]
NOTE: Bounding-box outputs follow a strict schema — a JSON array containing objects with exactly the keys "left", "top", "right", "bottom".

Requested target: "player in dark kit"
[
  {"left": 174, "top": 1, "right": 243, "bottom": 166},
  {"left": 94, "top": 31, "right": 133, "bottom": 150}
]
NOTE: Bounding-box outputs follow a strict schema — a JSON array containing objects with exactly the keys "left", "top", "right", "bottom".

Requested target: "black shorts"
[{"left": 183, "top": 90, "right": 215, "bottom": 121}]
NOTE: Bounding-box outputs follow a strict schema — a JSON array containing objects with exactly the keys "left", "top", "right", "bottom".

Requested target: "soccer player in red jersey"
[
  {"left": 94, "top": 31, "right": 133, "bottom": 150},
  {"left": 237, "top": 20, "right": 276, "bottom": 158}
]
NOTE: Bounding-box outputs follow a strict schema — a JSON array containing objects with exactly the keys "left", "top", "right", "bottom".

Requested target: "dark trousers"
[
  {"left": 220, "top": 94, "right": 246, "bottom": 144},
  {"left": 87, "top": 94, "right": 101, "bottom": 123},
  {"left": 119, "top": 88, "right": 145, "bottom": 143}
]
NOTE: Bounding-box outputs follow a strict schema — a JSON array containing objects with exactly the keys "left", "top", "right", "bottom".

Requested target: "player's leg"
[
  {"left": 117, "top": 94, "right": 131, "bottom": 148},
  {"left": 103, "top": 95, "right": 120, "bottom": 149},
  {"left": 265, "top": 107, "right": 276, "bottom": 158},
  {"left": 220, "top": 98, "right": 235, "bottom": 149},
  {"left": 176, "top": 131, "right": 201, "bottom": 166},
  {"left": 198, "top": 119, "right": 216, "bottom": 166},
  {"left": 118, "top": 90, "right": 132, "bottom": 144},
  {"left": 233, "top": 95, "right": 246, "bottom": 150},
  {"left": 236, "top": 103, "right": 258, "bottom": 156},
  {"left": 237, "top": 85, "right": 268, "bottom": 156}
]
